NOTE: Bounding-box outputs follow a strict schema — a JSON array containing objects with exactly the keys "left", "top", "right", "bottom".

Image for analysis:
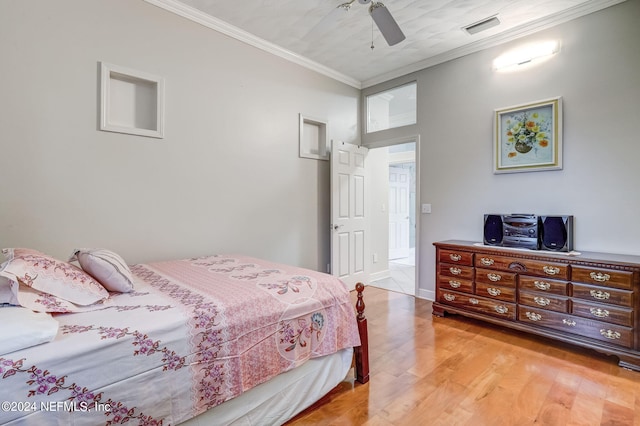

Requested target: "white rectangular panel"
[
  {"left": 338, "top": 232, "right": 350, "bottom": 277},
  {"left": 338, "top": 173, "right": 350, "bottom": 218},
  {"left": 354, "top": 175, "right": 364, "bottom": 218},
  {"left": 354, "top": 231, "right": 364, "bottom": 273},
  {"left": 354, "top": 153, "right": 365, "bottom": 168},
  {"left": 338, "top": 150, "right": 350, "bottom": 166},
  {"left": 400, "top": 187, "right": 408, "bottom": 214}
]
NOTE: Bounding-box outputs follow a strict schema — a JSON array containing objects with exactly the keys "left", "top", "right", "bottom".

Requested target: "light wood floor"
[{"left": 288, "top": 286, "right": 640, "bottom": 426}]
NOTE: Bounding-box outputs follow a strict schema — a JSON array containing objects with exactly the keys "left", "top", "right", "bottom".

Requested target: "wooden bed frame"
[{"left": 354, "top": 282, "right": 370, "bottom": 384}]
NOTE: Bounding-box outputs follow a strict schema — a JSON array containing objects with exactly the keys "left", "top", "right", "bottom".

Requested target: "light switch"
[{"left": 421, "top": 203, "right": 432, "bottom": 214}]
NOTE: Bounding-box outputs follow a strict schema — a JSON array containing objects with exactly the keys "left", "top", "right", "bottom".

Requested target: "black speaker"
[
  {"left": 540, "top": 216, "right": 574, "bottom": 252},
  {"left": 483, "top": 214, "right": 503, "bottom": 245}
]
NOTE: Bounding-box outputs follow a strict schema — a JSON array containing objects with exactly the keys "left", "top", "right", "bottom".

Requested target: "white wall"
[
  {"left": 0, "top": 0, "right": 360, "bottom": 269},
  {"left": 364, "top": 0, "right": 640, "bottom": 299}
]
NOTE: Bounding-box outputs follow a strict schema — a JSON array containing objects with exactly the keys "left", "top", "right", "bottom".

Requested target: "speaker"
[
  {"left": 483, "top": 214, "right": 503, "bottom": 245},
  {"left": 540, "top": 216, "right": 574, "bottom": 252}
]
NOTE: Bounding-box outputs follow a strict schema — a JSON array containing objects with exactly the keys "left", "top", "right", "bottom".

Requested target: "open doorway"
[{"left": 369, "top": 141, "right": 417, "bottom": 296}]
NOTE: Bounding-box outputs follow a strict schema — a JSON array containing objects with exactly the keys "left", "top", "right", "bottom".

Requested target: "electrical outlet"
[{"left": 422, "top": 203, "right": 432, "bottom": 214}]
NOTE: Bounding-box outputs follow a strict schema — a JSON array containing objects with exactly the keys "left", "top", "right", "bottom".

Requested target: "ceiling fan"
[{"left": 335, "top": 0, "right": 406, "bottom": 46}]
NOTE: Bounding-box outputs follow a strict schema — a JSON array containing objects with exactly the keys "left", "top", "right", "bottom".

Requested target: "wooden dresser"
[{"left": 432, "top": 240, "right": 640, "bottom": 371}]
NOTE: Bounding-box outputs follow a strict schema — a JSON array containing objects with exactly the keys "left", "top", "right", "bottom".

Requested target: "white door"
[
  {"left": 388, "top": 166, "right": 411, "bottom": 260},
  {"left": 330, "top": 141, "right": 370, "bottom": 290}
]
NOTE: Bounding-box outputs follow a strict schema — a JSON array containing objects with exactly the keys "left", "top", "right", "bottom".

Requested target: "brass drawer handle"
[
  {"left": 534, "top": 296, "right": 550, "bottom": 307},
  {"left": 543, "top": 266, "right": 560, "bottom": 276},
  {"left": 487, "top": 287, "right": 501, "bottom": 297},
  {"left": 494, "top": 305, "right": 509, "bottom": 314},
  {"left": 590, "top": 308, "right": 610, "bottom": 318},
  {"left": 448, "top": 280, "right": 461, "bottom": 289},
  {"left": 590, "top": 272, "right": 610, "bottom": 282},
  {"left": 480, "top": 257, "right": 494, "bottom": 266},
  {"left": 534, "top": 281, "right": 551, "bottom": 291},
  {"left": 600, "top": 329, "right": 621, "bottom": 340},
  {"left": 469, "top": 298, "right": 479, "bottom": 305},
  {"left": 562, "top": 319, "right": 576, "bottom": 327},
  {"left": 449, "top": 253, "right": 462, "bottom": 262},
  {"left": 590, "top": 290, "right": 610, "bottom": 301},
  {"left": 449, "top": 267, "right": 462, "bottom": 275},
  {"left": 487, "top": 273, "right": 502, "bottom": 282},
  {"left": 525, "top": 311, "right": 542, "bottom": 321},
  {"left": 443, "top": 293, "right": 456, "bottom": 302}
]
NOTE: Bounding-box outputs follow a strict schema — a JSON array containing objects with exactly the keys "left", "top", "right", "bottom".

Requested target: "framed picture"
[{"left": 494, "top": 97, "right": 562, "bottom": 174}]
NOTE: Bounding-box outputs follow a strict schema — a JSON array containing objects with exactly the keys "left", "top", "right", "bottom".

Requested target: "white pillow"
[
  {"left": 0, "top": 306, "right": 59, "bottom": 355},
  {"left": 0, "top": 276, "right": 18, "bottom": 305},
  {"left": 69, "top": 249, "right": 134, "bottom": 293}
]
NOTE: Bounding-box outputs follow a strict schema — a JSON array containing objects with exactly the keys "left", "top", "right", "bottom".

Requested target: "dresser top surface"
[{"left": 434, "top": 240, "right": 640, "bottom": 267}]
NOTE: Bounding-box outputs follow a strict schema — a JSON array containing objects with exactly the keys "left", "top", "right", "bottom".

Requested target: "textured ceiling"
[{"left": 148, "top": 0, "right": 625, "bottom": 87}]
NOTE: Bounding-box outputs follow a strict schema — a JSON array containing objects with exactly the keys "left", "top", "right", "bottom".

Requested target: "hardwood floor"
[{"left": 288, "top": 286, "right": 640, "bottom": 426}]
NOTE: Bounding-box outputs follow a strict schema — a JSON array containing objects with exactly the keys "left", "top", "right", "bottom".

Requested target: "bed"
[{"left": 0, "top": 249, "right": 369, "bottom": 425}]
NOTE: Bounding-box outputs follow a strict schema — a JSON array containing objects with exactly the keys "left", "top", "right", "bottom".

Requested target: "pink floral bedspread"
[{"left": 0, "top": 255, "right": 361, "bottom": 425}]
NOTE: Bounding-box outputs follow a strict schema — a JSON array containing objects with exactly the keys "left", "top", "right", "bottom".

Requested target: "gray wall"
[
  {"left": 364, "top": 0, "right": 640, "bottom": 299},
  {"left": 0, "top": 0, "right": 360, "bottom": 269},
  {"left": 2, "top": 1, "right": 638, "bottom": 299}
]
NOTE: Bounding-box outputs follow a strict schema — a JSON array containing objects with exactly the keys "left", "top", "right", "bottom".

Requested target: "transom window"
[{"left": 366, "top": 82, "right": 417, "bottom": 133}]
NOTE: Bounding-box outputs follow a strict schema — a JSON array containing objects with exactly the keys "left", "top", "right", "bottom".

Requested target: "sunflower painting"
[{"left": 494, "top": 97, "right": 562, "bottom": 174}]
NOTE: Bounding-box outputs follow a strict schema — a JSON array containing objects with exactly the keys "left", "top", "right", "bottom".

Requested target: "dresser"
[{"left": 433, "top": 240, "right": 640, "bottom": 371}]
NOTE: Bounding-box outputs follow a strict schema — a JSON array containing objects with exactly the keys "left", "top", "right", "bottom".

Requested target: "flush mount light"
[{"left": 493, "top": 40, "right": 560, "bottom": 71}]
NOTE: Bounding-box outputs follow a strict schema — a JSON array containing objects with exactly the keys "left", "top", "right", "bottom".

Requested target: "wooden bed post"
[{"left": 354, "top": 282, "right": 370, "bottom": 384}]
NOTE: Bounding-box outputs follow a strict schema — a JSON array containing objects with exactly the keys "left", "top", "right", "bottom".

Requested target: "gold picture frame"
[{"left": 494, "top": 97, "right": 562, "bottom": 174}]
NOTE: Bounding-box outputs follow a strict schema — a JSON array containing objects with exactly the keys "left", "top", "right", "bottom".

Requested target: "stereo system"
[{"left": 483, "top": 213, "right": 574, "bottom": 252}]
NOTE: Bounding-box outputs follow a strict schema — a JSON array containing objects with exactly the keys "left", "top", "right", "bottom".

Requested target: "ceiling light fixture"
[
  {"left": 493, "top": 40, "right": 560, "bottom": 71},
  {"left": 463, "top": 15, "right": 500, "bottom": 35}
]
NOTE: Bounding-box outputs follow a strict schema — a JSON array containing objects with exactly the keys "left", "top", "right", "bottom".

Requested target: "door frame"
[{"left": 366, "top": 134, "right": 421, "bottom": 297}]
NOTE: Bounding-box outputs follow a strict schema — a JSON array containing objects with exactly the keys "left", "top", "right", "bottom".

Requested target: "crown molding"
[
  {"left": 144, "top": 0, "right": 626, "bottom": 90},
  {"left": 143, "top": 0, "right": 362, "bottom": 89},
  {"left": 361, "top": 0, "right": 627, "bottom": 88}
]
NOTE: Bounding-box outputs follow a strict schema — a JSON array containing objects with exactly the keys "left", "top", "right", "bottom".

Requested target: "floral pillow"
[
  {"left": 69, "top": 248, "right": 134, "bottom": 293},
  {"left": 0, "top": 248, "right": 109, "bottom": 306},
  {"left": 9, "top": 280, "right": 112, "bottom": 313}
]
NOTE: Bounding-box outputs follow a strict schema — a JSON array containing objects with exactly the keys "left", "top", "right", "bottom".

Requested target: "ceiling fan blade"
[{"left": 369, "top": 2, "right": 405, "bottom": 46}]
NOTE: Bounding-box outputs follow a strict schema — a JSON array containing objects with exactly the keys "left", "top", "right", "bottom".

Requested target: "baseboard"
[
  {"left": 417, "top": 288, "right": 435, "bottom": 301},
  {"left": 370, "top": 269, "right": 391, "bottom": 282}
]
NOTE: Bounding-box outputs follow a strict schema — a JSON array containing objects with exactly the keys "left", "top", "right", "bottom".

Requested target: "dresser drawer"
[
  {"left": 572, "top": 283, "right": 633, "bottom": 308},
  {"left": 518, "top": 306, "right": 633, "bottom": 348},
  {"left": 519, "top": 276, "right": 569, "bottom": 296},
  {"left": 438, "top": 290, "right": 515, "bottom": 320},
  {"left": 572, "top": 266, "right": 634, "bottom": 290},
  {"left": 438, "top": 275, "right": 474, "bottom": 294},
  {"left": 572, "top": 300, "right": 633, "bottom": 327},
  {"left": 475, "top": 254, "right": 569, "bottom": 280},
  {"left": 438, "top": 249, "right": 473, "bottom": 266},
  {"left": 519, "top": 290, "right": 569, "bottom": 313},
  {"left": 438, "top": 263, "right": 474, "bottom": 280},
  {"left": 475, "top": 267, "right": 516, "bottom": 287},
  {"left": 476, "top": 282, "right": 516, "bottom": 302}
]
